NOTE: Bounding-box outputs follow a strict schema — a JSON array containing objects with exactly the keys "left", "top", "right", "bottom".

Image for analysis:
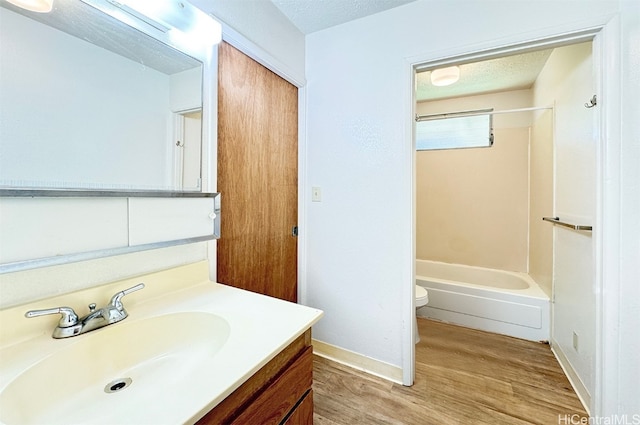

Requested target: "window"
[{"left": 415, "top": 110, "right": 494, "bottom": 151}]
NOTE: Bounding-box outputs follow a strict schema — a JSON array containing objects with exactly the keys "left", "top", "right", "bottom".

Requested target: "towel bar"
[{"left": 542, "top": 217, "right": 592, "bottom": 231}]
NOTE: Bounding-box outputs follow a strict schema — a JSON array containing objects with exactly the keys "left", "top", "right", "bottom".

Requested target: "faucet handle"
[
  {"left": 109, "top": 283, "right": 145, "bottom": 310},
  {"left": 25, "top": 307, "right": 79, "bottom": 327}
]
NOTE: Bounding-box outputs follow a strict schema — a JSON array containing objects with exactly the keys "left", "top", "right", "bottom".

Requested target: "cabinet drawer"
[
  {"left": 233, "top": 346, "right": 313, "bottom": 424},
  {"left": 282, "top": 389, "right": 313, "bottom": 425}
]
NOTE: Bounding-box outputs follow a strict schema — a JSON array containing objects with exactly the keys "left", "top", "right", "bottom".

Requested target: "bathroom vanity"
[{"left": 0, "top": 262, "right": 323, "bottom": 424}]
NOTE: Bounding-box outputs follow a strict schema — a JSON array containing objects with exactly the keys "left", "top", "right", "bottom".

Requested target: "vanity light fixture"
[
  {"left": 5, "top": 0, "right": 53, "bottom": 13},
  {"left": 430, "top": 66, "right": 460, "bottom": 87},
  {"left": 109, "top": 0, "right": 222, "bottom": 46}
]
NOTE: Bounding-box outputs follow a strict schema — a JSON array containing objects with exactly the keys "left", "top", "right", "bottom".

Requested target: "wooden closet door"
[{"left": 217, "top": 42, "right": 298, "bottom": 302}]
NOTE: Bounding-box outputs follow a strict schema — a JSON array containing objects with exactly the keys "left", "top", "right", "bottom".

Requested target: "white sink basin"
[{"left": 0, "top": 312, "right": 230, "bottom": 425}]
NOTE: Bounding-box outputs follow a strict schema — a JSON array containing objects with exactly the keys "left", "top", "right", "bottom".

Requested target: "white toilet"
[{"left": 415, "top": 285, "right": 429, "bottom": 343}]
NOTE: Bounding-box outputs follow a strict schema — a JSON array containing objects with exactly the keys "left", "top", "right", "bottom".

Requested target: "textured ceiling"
[
  {"left": 271, "top": 0, "right": 418, "bottom": 34},
  {"left": 416, "top": 49, "right": 554, "bottom": 102},
  {"left": 270, "top": 0, "right": 552, "bottom": 100}
]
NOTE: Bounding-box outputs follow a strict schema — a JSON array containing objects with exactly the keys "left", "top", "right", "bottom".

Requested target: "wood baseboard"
[
  {"left": 311, "top": 339, "right": 403, "bottom": 384},
  {"left": 551, "top": 341, "right": 591, "bottom": 414}
]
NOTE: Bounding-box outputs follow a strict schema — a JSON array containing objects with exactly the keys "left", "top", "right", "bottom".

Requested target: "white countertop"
[{"left": 0, "top": 261, "right": 323, "bottom": 425}]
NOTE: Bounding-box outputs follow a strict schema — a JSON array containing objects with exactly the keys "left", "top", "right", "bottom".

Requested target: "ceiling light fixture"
[
  {"left": 430, "top": 66, "right": 460, "bottom": 87},
  {"left": 109, "top": 0, "right": 222, "bottom": 46},
  {"left": 5, "top": 0, "right": 53, "bottom": 13}
]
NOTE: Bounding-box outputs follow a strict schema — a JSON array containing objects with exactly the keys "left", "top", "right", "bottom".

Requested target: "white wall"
[
  {"left": 170, "top": 67, "right": 203, "bottom": 112},
  {"left": 305, "top": 0, "right": 639, "bottom": 413},
  {"left": 415, "top": 90, "right": 532, "bottom": 272},
  {"left": 535, "top": 42, "right": 596, "bottom": 405}
]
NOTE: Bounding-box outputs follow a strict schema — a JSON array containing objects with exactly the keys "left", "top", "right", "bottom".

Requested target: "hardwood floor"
[{"left": 313, "top": 318, "right": 588, "bottom": 424}]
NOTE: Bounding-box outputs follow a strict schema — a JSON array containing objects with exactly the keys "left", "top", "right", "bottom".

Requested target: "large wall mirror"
[{"left": 0, "top": 0, "right": 210, "bottom": 192}]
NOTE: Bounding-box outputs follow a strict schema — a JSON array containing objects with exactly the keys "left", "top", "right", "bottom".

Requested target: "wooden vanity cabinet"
[{"left": 196, "top": 329, "right": 313, "bottom": 425}]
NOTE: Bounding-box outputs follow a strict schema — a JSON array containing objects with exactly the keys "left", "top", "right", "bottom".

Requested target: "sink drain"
[{"left": 104, "top": 377, "right": 132, "bottom": 393}]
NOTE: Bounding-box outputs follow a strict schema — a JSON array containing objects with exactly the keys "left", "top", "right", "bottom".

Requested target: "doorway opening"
[
  {"left": 173, "top": 108, "right": 203, "bottom": 190},
  {"left": 409, "top": 34, "right": 599, "bottom": 414}
]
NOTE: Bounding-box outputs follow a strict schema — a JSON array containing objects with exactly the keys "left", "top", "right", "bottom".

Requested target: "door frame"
[
  {"left": 172, "top": 108, "right": 204, "bottom": 190},
  {"left": 405, "top": 19, "right": 621, "bottom": 416}
]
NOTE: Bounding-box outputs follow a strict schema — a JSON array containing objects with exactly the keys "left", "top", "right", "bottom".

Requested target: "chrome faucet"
[{"left": 25, "top": 283, "right": 145, "bottom": 338}]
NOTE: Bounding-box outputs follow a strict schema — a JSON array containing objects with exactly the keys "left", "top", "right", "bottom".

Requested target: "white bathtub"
[{"left": 416, "top": 260, "right": 550, "bottom": 342}]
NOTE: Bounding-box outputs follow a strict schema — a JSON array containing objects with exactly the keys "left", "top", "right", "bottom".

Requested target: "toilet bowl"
[
  {"left": 415, "top": 285, "right": 429, "bottom": 343},
  {"left": 416, "top": 285, "right": 429, "bottom": 308}
]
